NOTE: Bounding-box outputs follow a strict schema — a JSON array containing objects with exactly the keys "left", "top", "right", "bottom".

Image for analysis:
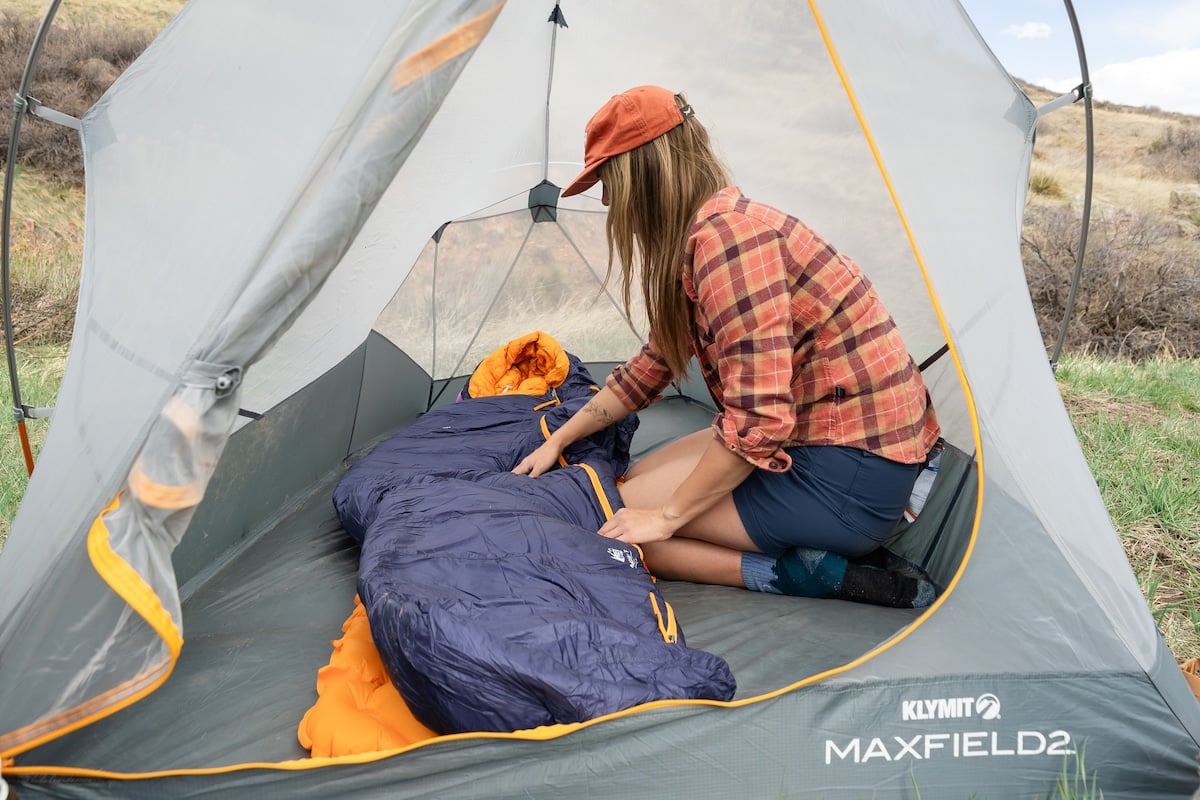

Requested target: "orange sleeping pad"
[{"left": 297, "top": 597, "right": 437, "bottom": 756}]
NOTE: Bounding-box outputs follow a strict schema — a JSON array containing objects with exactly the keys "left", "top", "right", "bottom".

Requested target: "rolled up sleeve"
[{"left": 606, "top": 337, "right": 675, "bottom": 412}]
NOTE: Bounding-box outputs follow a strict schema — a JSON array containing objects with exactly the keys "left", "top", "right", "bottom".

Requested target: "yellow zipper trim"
[
  {"left": 1, "top": 494, "right": 184, "bottom": 759},
  {"left": 804, "top": 0, "right": 984, "bottom": 640},
  {"left": 648, "top": 593, "right": 678, "bottom": 644},
  {"left": 128, "top": 458, "right": 204, "bottom": 510},
  {"left": 9, "top": 1, "right": 505, "bottom": 761},
  {"left": 571, "top": 462, "right": 615, "bottom": 521},
  {"left": 538, "top": 416, "right": 569, "bottom": 468}
]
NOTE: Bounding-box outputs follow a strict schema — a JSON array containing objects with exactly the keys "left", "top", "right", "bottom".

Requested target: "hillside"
[{"left": 1022, "top": 81, "right": 1199, "bottom": 216}]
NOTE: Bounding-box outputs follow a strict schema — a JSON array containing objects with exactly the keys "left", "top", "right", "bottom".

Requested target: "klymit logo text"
[{"left": 901, "top": 693, "right": 1001, "bottom": 721}]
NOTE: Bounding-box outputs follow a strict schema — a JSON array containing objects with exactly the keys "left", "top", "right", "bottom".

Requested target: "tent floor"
[{"left": 24, "top": 396, "right": 919, "bottom": 773}]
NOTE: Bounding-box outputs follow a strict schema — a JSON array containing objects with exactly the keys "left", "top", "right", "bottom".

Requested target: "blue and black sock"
[
  {"left": 773, "top": 547, "right": 850, "bottom": 598},
  {"left": 741, "top": 548, "right": 937, "bottom": 608}
]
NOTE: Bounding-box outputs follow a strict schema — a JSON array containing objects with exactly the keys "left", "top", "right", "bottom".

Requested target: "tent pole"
[
  {"left": 2, "top": 0, "right": 65, "bottom": 475},
  {"left": 541, "top": 2, "right": 566, "bottom": 182},
  {"left": 1048, "top": 0, "right": 1094, "bottom": 371}
]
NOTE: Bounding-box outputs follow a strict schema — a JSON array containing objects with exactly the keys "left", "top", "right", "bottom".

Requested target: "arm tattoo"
[{"left": 582, "top": 398, "right": 615, "bottom": 425}]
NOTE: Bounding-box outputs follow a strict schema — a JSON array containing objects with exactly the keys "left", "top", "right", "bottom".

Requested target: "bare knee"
[
  {"left": 620, "top": 430, "right": 711, "bottom": 506},
  {"left": 618, "top": 469, "right": 674, "bottom": 510}
]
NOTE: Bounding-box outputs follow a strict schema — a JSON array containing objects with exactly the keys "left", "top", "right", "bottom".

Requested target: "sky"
[{"left": 958, "top": 0, "right": 1200, "bottom": 115}]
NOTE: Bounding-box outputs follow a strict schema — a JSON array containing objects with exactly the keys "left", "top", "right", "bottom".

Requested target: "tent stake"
[{"left": 14, "top": 416, "right": 34, "bottom": 475}]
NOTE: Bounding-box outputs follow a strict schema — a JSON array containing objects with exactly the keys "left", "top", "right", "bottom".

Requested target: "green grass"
[
  {"left": 1039, "top": 748, "right": 1105, "bottom": 800},
  {"left": 1054, "top": 354, "right": 1200, "bottom": 659},
  {"left": 0, "top": 341, "right": 67, "bottom": 548}
]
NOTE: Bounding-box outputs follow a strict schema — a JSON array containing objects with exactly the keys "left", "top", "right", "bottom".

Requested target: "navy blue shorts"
[{"left": 732, "top": 445, "right": 922, "bottom": 558}]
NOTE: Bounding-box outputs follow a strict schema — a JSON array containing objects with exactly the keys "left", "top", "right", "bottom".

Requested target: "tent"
[{"left": 2, "top": 0, "right": 1199, "bottom": 796}]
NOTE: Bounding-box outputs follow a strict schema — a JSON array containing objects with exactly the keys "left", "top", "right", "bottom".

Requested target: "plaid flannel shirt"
[{"left": 607, "top": 187, "right": 940, "bottom": 471}]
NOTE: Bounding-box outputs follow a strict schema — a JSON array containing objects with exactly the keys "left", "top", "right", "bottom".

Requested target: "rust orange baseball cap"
[{"left": 560, "top": 85, "right": 688, "bottom": 198}]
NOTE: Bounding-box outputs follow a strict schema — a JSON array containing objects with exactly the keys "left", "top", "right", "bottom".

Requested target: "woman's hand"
[
  {"left": 512, "top": 386, "right": 633, "bottom": 478},
  {"left": 512, "top": 440, "right": 564, "bottom": 478},
  {"left": 597, "top": 507, "right": 680, "bottom": 545}
]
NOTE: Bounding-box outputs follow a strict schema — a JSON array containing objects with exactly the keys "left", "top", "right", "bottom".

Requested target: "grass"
[
  {"left": 1030, "top": 171, "right": 1066, "bottom": 198},
  {"left": 4, "top": 168, "right": 85, "bottom": 343},
  {"left": 5, "top": 0, "right": 183, "bottom": 36},
  {"left": 1040, "top": 749, "right": 1104, "bottom": 800},
  {"left": 1020, "top": 81, "right": 1196, "bottom": 215},
  {"left": 1055, "top": 355, "right": 1200, "bottom": 658},
  {"left": 0, "top": 341, "right": 68, "bottom": 548}
]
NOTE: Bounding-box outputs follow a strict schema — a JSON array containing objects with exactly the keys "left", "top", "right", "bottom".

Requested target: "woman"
[{"left": 513, "top": 86, "right": 940, "bottom": 607}]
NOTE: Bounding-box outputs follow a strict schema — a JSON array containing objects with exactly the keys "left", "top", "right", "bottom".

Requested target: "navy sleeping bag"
[{"left": 333, "top": 358, "right": 736, "bottom": 735}]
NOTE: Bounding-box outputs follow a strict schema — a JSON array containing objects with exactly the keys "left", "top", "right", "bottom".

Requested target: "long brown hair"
[{"left": 599, "top": 93, "right": 731, "bottom": 377}]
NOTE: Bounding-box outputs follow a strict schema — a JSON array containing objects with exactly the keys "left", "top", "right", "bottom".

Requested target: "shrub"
[
  {"left": 1022, "top": 204, "right": 1200, "bottom": 359},
  {"left": 1145, "top": 124, "right": 1200, "bottom": 183},
  {"left": 1030, "top": 171, "right": 1065, "bottom": 197},
  {"left": 0, "top": 10, "right": 152, "bottom": 185}
]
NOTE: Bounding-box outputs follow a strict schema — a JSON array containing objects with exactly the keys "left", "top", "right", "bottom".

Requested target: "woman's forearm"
[
  {"left": 514, "top": 386, "right": 635, "bottom": 477},
  {"left": 597, "top": 435, "right": 755, "bottom": 544},
  {"left": 661, "top": 437, "right": 755, "bottom": 529},
  {"left": 548, "top": 385, "right": 634, "bottom": 448}
]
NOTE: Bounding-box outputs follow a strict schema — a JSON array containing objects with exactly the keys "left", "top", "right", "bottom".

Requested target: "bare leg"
[
  {"left": 640, "top": 539, "right": 745, "bottom": 586},
  {"left": 620, "top": 430, "right": 761, "bottom": 586}
]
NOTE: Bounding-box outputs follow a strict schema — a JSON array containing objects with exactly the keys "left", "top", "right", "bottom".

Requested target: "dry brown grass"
[
  {"left": 2, "top": 158, "right": 85, "bottom": 343},
  {"left": 1, "top": 9, "right": 158, "bottom": 184},
  {"left": 1, "top": 4, "right": 178, "bottom": 344},
  {"left": 1022, "top": 82, "right": 1200, "bottom": 215},
  {"left": 1057, "top": 385, "right": 1163, "bottom": 428},
  {"left": 4, "top": 0, "right": 183, "bottom": 37}
]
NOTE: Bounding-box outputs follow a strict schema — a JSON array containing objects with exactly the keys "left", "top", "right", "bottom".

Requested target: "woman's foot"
[{"left": 743, "top": 548, "right": 938, "bottom": 608}]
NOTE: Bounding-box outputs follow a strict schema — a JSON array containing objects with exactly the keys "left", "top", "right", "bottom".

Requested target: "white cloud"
[
  {"left": 1099, "top": 49, "right": 1200, "bottom": 115},
  {"left": 1002, "top": 21, "right": 1052, "bottom": 39},
  {"left": 1088, "top": 49, "right": 1200, "bottom": 115},
  {"left": 1036, "top": 49, "right": 1200, "bottom": 116}
]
